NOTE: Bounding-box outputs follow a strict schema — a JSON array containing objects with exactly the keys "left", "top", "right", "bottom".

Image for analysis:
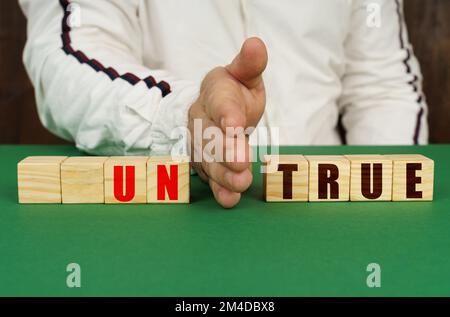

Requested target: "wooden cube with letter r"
[{"left": 305, "top": 155, "right": 350, "bottom": 202}]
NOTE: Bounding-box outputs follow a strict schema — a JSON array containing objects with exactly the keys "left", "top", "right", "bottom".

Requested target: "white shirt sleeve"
[
  {"left": 338, "top": 0, "right": 428, "bottom": 145},
  {"left": 19, "top": 0, "right": 200, "bottom": 155}
]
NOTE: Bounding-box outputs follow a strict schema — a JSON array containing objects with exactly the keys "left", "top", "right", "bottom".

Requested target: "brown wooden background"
[{"left": 1, "top": 0, "right": 449, "bottom": 144}]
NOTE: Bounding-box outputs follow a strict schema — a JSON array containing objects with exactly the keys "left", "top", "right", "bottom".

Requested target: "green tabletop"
[{"left": 0, "top": 145, "right": 449, "bottom": 297}]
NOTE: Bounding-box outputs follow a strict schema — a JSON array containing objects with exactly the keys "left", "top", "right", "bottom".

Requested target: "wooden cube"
[
  {"left": 104, "top": 157, "right": 148, "bottom": 204},
  {"left": 18, "top": 156, "right": 68, "bottom": 204},
  {"left": 305, "top": 155, "right": 350, "bottom": 202},
  {"left": 61, "top": 157, "right": 108, "bottom": 204},
  {"left": 345, "top": 155, "right": 393, "bottom": 201},
  {"left": 262, "top": 155, "right": 309, "bottom": 202},
  {"left": 385, "top": 154, "right": 434, "bottom": 201},
  {"left": 147, "top": 156, "right": 190, "bottom": 204}
]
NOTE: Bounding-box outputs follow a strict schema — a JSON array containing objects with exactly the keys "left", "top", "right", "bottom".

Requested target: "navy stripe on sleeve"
[{"left": 59, "top": 0, "right": 171, "bottom": 97}]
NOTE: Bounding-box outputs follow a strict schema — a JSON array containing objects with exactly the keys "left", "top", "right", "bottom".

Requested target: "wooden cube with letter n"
[
  {"left": 18, "top": 156, "right": 68, "bottom": 204},
  {"left": 61, "top": 156, "right": 108, "bottom": 204},
  {"left": 147, "top": 156, "right": 190, "bottom": 204},
  {"left": 345, "top": 155, "right": 393, "bottom": 201},
  {"left": 263, "top": 155, "right": 309, "bottom": 202},
  {"left": 104, "top": 157, "right": 148, "bottom": 204},
  {"left": 386, "top": 154, "right": 434, "bottom": 201},
  {"left": 306, "top": 155, "right": 350, "bottom": 202}
]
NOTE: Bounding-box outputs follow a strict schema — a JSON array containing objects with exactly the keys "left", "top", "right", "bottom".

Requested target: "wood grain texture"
[
  {"left": 345, "top": 155, "right": 393, "bottom": 202},
  {"left": 147, "top": 156, "right": 190, "bottom": 204},
  {"left": 385, "top": 154, "right": 434, "bottom": 201},
  {"left": 61, "top": 156, "right": 108, "bottom": 204},
  {"left": 104, "top": 157, "right": 148, "bottom": 204},
  {"left": 263, "top": 155, "right": 309, "bottom": 202},
  {"left": 305, "top": 156, "right": 350, "bottom": 202},
  {"left": 17, "top": 156, "right": 67, "bottom": 203}
]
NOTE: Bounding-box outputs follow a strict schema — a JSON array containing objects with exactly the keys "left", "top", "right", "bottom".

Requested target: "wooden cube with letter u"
[
  {"left": 263, "top": 155, "right": 309, "bottom": 202},
  {"left": 147, "top": 156, "right": 190, "bottom": 204},
  {"left": 104, "top": 157, "right": 148, "bottom": 204},
  {"left": 345, "top": 155, "right": 393, "bottom": 201},
  {"left": 305, "top": 155, "right": 350, "bottom": 202}
]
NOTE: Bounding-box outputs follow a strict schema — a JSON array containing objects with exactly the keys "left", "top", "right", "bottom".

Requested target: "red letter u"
[{"left": 114, "top": 166, "right": 135, "bottom": 202}]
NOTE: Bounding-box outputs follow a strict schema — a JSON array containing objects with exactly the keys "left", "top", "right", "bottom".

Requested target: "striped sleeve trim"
[
  {"left": 395, "top": 0, "right": 425, "bottom": 144},
  {"left": 59, "top": 0, "right": 171, "bottom": 97}
]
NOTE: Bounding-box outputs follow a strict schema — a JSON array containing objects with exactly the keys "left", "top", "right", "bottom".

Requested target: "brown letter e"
[{"left": 406, "top": 163, "right": 422, "bottom": 199}]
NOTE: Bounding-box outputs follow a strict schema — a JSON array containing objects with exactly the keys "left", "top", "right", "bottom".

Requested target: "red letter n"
[{"left": 157, "top": 165, "right": 178, "bottom": 201}]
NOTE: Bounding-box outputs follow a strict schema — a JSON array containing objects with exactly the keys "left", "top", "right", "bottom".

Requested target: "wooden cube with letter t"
[
  {"left": 263, "top": 155, "right": 309, "bottom": 202},
  {"left": 345, "top": 155, "right": 393, "bottom": 201},
  {"left": 104, "top": 157, "right": 148, "bottom": 204},
  {"left": 147, "top": 156, "right": 190, "bottom": 204},
  {"left": 306, "top": 155, "right": 350, "bottom": 202},
  {"left": 386, "top": 154, "right": 434, "bottom": 201}
]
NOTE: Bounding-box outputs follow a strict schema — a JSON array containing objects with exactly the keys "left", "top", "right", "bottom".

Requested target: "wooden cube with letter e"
[{"left": 386, "top": 154, "right": 434, "bottom": 201}]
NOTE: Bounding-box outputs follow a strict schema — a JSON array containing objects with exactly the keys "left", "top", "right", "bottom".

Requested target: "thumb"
[{"left": 226, "top": 37, "right": 268, "bottom": 90}]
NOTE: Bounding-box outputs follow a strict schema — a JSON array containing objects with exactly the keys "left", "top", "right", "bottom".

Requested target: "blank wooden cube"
[
  {"left": 385, "top": 154, "right": 434, "bottom": 201},
  {"left": 18, "top": 156, "right": 68, "bottom": 204},
  {"left": 61, "top": 157, "right": 108, "bottom": 204},
  {"left": 147, "top": 156, "right": 190, "bottom": 204},
  {"left": 262, "top": 155, "right": 309, "bottom": 202},
  {"left": 104, "top": 157, "right": 148, "bottom": 204},
  {"left": 345, "top": 155, "right": 393, "bottom": 201},
  {"left": 305, "top": 155, "right": 350, "bottom": 202}
]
